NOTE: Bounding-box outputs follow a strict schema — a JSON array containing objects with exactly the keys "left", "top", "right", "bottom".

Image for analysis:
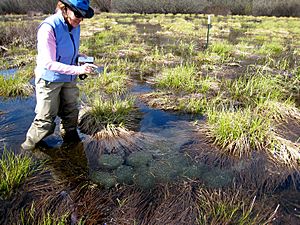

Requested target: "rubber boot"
[{"left": 61, "top": 129, "right": 81, "bottom": 144}]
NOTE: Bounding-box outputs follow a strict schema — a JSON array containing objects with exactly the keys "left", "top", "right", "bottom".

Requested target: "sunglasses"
[
  {"left": 73, "top": 10, "right": 83, "bottom": 18},
  {"left": 67, "top": 6, "right": 83, "bottom": 18}
]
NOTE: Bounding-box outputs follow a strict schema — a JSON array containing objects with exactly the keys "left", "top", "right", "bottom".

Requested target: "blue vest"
[{"left": 36, "top": 12, "right": 80, "bottom": 82}]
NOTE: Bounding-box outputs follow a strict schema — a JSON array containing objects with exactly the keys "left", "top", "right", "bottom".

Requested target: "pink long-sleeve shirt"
[{"left": 35, "top": 23, "right": 82, "bottom": 76}]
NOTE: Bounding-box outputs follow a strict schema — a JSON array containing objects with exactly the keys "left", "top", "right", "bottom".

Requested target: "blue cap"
[{"left": 60, "top": 0, "right": 94, "bottom": 18}]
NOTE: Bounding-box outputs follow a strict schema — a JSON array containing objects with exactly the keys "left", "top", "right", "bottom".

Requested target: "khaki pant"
[{"left": 25, "top": 78, "right": 79, "bottom": 144}]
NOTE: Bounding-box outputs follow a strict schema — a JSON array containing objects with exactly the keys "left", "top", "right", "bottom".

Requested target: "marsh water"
[
  {"left": 0, "top": 67, "right": 238, "bottom": 192},
  {"left": 1, "top": 68, "right": 300, "bottom": 224}
]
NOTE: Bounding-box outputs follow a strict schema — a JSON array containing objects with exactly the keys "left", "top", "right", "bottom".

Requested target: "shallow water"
[
  {"left": 0, "top": 73, "right": 234, "bottom": 190},
  {"left": 0, "top": 68, "right": 18, "bottom": 79},
  {"left": 0, "top": 96, "right": 35, "bottom": 150},
  {"left": 0, "top": 72, "right": 299, "bottom": 224}
]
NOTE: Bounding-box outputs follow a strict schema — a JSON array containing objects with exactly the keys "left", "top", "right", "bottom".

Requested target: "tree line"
[{"left": 0, "top": 0, "right": 299, "bottom": 17}]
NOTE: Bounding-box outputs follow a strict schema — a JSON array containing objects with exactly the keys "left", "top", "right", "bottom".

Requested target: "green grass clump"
[
  {"left": 170, "top": 40, "right": 197, "bottom": 58},
  {"left": 20, "top": 203, "right": 85, "bottom": 225},
  {"left": 256, "top": 42, "right": 284, "bottom": 56},
  {"left": 89, "top": 96, "right": 134, "bottom": 124},
  {"left": 205, "top": 107, "right": 272, "bottom": 157},
  {"left": 87, "top": 24, "right": 137, "bottom": 55},
  {"left": 224, "top": 72, "right": 285, "bottom": 108},
  {"left": 156, "top": 64, "right": 215, "bottom": 94},
  {"left": 15, "top": 64, "right": 35, "bottom": 80},
  {"left": 162, "top": 17, "right": 196, "bottom": 36},
  {"left": 208, "top": 41, "right": 235, "bottom": 62},
  {"left": 79, "top": 69, "right": 128, "bottom": 97},
  {"left": 0, "top": 149, "right": 35, "bottom": 199},
  {"left": 178, "top": 97, "right": 208, "bottom": 115},
  {"left": 0, "top": 75, "right": 33, "bottom": 98},
  {"left": 79, "top": 96, "right": 135, "bottom": 135},
  {"left": 256, "top": 99, "right": 299, "bottom": 122},
  {"left": 156, "top": 64, "right": 197, "bottom": 93}
]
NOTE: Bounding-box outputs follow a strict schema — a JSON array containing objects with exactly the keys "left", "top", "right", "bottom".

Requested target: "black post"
[{"left": 205, "top": 15, "right": 212, "bottom": 49}]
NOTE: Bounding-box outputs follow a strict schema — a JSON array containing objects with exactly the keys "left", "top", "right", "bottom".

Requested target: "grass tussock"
[
  {"left": 256, "top": 42, "right": 285, "bottom": 57},
  {"left": 0, "top": 75, "right": 33, "bottom": 98},
  {"left": 205, "top": 107, "right": 272, "bottom": 157},
  {"left": 86, "top": 127, "right": 144, "bottom": 155},
  {"left": 208, "top": 41, "right": 235, "bottom": 62},
  {"left": 156, "top": 64, "right": 217, "bottom": 94},
  {"left": 79, "top": 95, "right": 137, "bottom": 136},
  {"left": 256, "top": 99, "right": 300, "bottom": 122},
  {"left": 223, "top": 72, "right": 285, "bottom": 109},
  {"left": 271, "top": 136, "right": 300, "bottom": 167},
  {"left": 204, "top": 103, "right": 300, "bottom": 167},
  {"left": 79, "top": 69, "right": 129, "bottom": 97},
  {"left": 0, "top": 149, "right": 35, "bottom": 199},
  {"left": 20, "top": 204, "right": 74, "bottom": 225}
]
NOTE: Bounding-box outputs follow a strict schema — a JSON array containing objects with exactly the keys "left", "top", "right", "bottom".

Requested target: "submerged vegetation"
[{"left": 0, "top": 11, "right": 300, "bottom": 224}]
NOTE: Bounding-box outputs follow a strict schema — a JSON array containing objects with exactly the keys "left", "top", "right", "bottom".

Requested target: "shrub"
[
  {"left": 92, "top": 0, "right": 112, "bottom": 12},
  {"left": 252, "top": 0, "right": 300, "bottom": 17},
  {"left": 0, "top": 22, "right": 38, "bottom": 48},
  {"left": 112, "top": 0, "right": 210, "bottom": 14},
  {"left": 0, "top": 0, "right": 56, "bottom": 14}
]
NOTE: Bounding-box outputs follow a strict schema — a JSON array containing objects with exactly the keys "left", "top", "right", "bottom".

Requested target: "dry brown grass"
[{"left": 84, "top": 128, "right": 146, "bottom": 155}]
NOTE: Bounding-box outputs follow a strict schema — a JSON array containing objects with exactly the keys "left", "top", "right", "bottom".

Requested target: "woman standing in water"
[{"left": 22, "top": 0, "right": 96, "bottom": 150}]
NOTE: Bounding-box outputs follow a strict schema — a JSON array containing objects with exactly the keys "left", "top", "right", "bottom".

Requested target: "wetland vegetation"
[{"left": 0, "top": 11, "right": 300, "bottom": 224}]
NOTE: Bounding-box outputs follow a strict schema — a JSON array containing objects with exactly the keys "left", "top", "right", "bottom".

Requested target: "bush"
[
  {"left": 92, "top": 0, "right": 112, "bottom": 12},
  {"left": 111, "top": 0, "right": 300, "bottom": 16},
  {"left": 0, "top": 22, "right": 38, "bottom": 48},
  {"left": 112, "top": 0, "right": 210, "bottom": 14},
  {"left": 252, "top": 0, "right": 300, "bottom": 17},
  {"left": 0, "top": 0, "right": 300, "bottom": 16},
  {"left": 0, "top": 0, "right": 56, "bottom": 14}
]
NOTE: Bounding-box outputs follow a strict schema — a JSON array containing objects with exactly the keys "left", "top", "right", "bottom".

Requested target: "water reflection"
[
  {"left": 0, "top": 96, "right": 35, "bottom": 150},
  {"left": 0, "top": 68, "right": 18, "bottom": 78},
  {"left": 34, "top": 141, "right": 88, "bottom": 181}
]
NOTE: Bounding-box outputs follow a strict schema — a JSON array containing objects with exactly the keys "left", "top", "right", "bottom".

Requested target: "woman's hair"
[{"left": 56, "top": 1, "right": 67, "bottom": 15}]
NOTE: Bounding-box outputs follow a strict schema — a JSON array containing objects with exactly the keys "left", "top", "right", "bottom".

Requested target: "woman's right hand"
[{"left": 78, "top": 63, "right": 98, "bottom": 74}]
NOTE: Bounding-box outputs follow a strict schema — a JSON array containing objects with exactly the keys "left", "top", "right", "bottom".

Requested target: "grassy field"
[{"left": 0, "top": 12, "right": 300, "bottom": 224}]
